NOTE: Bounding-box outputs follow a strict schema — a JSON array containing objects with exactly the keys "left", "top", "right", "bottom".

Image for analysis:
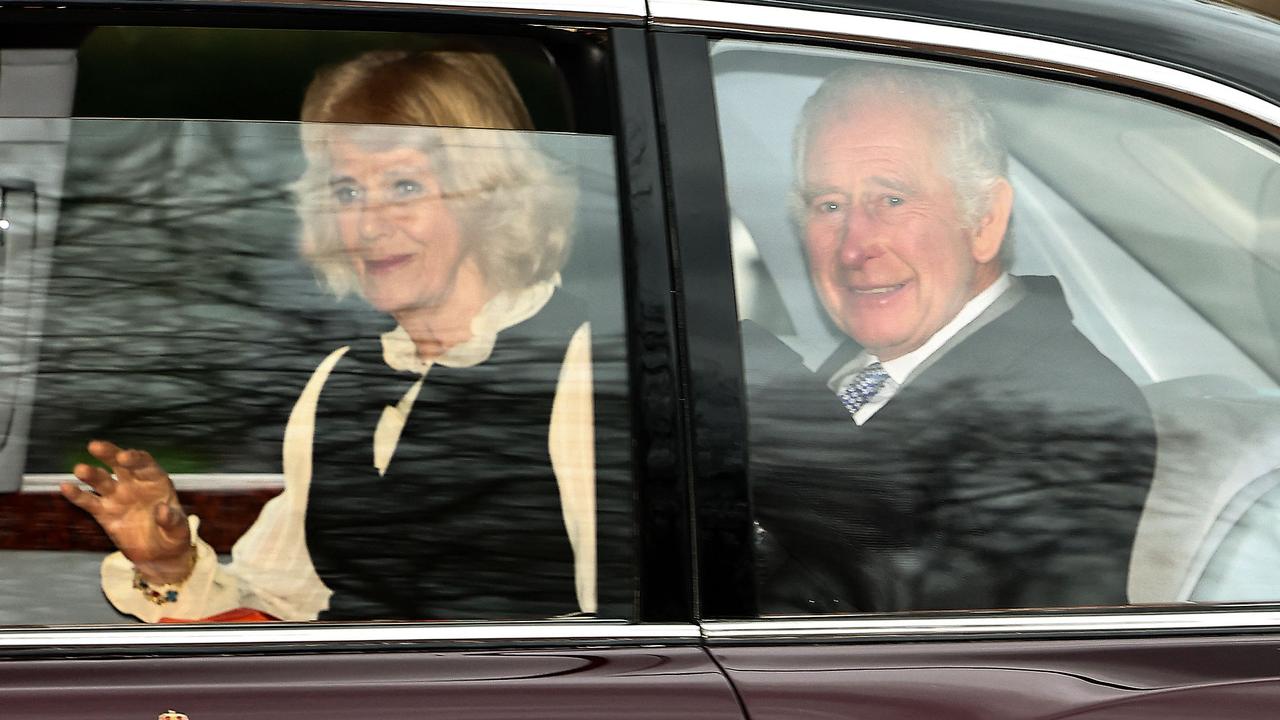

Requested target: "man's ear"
[{"left": 970, "top": 177, "right": 1013, "bottom": 264}]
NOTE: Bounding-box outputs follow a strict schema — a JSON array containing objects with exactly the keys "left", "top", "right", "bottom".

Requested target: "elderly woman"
[{"left": 59, "top": 49, "right": 597, "bottom": 622}]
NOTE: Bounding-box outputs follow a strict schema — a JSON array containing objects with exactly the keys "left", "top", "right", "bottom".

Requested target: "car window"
[
  {"left": 710, "top": 38, "right": 1280, "bottom": 614},
  {"left": 0, "top": 26, "right": 632, "bottom": 625}
]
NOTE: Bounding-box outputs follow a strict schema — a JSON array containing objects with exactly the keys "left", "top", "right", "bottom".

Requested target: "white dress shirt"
[
  {"left": 101, "top": 280, "right": 597, "bottom": 621},
  {"left": 827, "top": 274, "right": 1013, "bottom": 425}
]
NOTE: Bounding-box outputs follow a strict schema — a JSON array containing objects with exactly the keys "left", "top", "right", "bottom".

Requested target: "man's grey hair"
[{"left": 792, "top": 65, "right": 1014, "bottom": 260}]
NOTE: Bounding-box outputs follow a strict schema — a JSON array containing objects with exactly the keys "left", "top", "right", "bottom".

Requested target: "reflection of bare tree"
[{"left": 27, "top": 119, "right": 383, "bottom": 472}]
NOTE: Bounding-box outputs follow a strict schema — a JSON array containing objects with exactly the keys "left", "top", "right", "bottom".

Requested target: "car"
[{"left": 0, "top": 0, "right": 1279, "bottom": 717}]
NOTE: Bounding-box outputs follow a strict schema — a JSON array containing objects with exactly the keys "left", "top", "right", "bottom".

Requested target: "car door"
[
  {"left": 0, "top": 2, "right": 746, "bottom": 718},
  {"left": 651, "top": 1, "right": 1280, "bottom": 717}
]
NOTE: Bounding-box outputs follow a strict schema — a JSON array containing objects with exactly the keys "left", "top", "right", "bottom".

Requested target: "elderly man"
[{"left": 748, "top": 67, "right": 1156, "bottom": 613}]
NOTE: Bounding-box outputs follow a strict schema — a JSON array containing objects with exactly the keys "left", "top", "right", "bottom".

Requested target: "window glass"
[
  {"left": 0, "top": 27, "right": 632, "bottom": 625},
  {"left": 711, "top": 38, "right": 1280, "bottom": 614}
]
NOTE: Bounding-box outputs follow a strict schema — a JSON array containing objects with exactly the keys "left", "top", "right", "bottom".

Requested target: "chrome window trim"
[
  {"left": 649, "top": 0, "right": 1280, "bottom": 134},
  {"left": 0, "top": 621, "right": 699, "bottom": 652},
  {"left": 327, "top": 0, "right": 643, "bottom": 18},
  {"left": 703, "top": 610, "right": 1280, "bottom": 643},
  {"left": 5, "top": 0, "right": 645, "bottom": 20}
]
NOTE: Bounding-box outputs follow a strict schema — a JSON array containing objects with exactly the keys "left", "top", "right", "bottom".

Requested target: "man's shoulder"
[
  {"left": 962, "top": 275, "right": 1117, "bottom": 376},
  {"left": 909, "top": 274, "right": 1151, "bottom": 419},
  {"left": 740, "top": 320, "right": 818, "bottom": 389},
  {"left": 991, "top": 281, "right": 1155, "bottom": 437},
  {"left": 739, "top": 321, "right": 851, "bottom": 434},
  {"left": 1001, "top": 277, "right": 1137, "bottom": 387}
]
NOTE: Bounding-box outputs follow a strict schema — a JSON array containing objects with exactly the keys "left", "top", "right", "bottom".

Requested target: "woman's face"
[{"left": 328, "top": 141, "right": 468, "bottom": 315}]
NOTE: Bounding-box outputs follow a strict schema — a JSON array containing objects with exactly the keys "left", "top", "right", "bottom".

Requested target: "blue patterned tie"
[{"left": 838, "top": 361, "right": 890, "bottom": 419}]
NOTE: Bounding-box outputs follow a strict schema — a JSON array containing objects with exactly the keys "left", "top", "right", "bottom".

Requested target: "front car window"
[
  {"left": 0, "top": 27, "right": 633, "bottom": 625},
  {"left": 711, "top": 38, "right": 1280, "bottom": 614}
]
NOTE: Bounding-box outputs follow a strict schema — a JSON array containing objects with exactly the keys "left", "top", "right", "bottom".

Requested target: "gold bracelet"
[{"left": 132, "top": 546, "right": 198, "bottom": 606}]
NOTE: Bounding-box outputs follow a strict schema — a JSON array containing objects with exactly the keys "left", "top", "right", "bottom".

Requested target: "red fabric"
[{"left": 159, "top": 608, "right": 278, "bottom": 623}]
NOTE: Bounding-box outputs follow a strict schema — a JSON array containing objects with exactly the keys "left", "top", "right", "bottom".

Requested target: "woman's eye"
[{"left": 332, "top": 184, "right": 361, "bottom": 205}]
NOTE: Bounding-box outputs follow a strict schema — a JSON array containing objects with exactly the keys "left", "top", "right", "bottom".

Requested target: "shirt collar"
[
  {"left": 828, "top": 272, "right": 1012, "bottom": 390},
  {"left": 379, "top": 278, "right": 558, "bottom": 374},
  {"left": 877, "top": 273, "right": 1012, "bottom": 383}
]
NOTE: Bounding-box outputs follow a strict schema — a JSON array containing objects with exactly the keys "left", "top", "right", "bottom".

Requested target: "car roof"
[{"left": 717, "top": 0, "right": 1280, "bottom": 104}]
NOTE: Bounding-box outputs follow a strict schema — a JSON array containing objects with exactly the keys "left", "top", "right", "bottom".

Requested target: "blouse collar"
[{"left": 379, "top": 278, "right": 557, "bottom": 374}]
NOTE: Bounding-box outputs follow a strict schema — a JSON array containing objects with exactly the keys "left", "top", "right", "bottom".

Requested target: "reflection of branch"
[{"left": 60, "top": 187, "right": 292, "bottom": 226}]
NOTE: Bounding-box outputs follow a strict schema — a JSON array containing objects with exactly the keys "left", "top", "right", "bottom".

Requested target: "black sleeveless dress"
[{"left": 305, "top": 290, "right": 585, "bottom": 620}]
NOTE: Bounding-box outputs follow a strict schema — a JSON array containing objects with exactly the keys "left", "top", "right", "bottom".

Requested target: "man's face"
[{"left": 801, "top": 96, "right": 997, "bottom": 361}]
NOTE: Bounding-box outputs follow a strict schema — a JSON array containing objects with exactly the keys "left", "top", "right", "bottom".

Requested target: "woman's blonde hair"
[{"left": 295, "top": 49, "right": 575, "bottom": 296}]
